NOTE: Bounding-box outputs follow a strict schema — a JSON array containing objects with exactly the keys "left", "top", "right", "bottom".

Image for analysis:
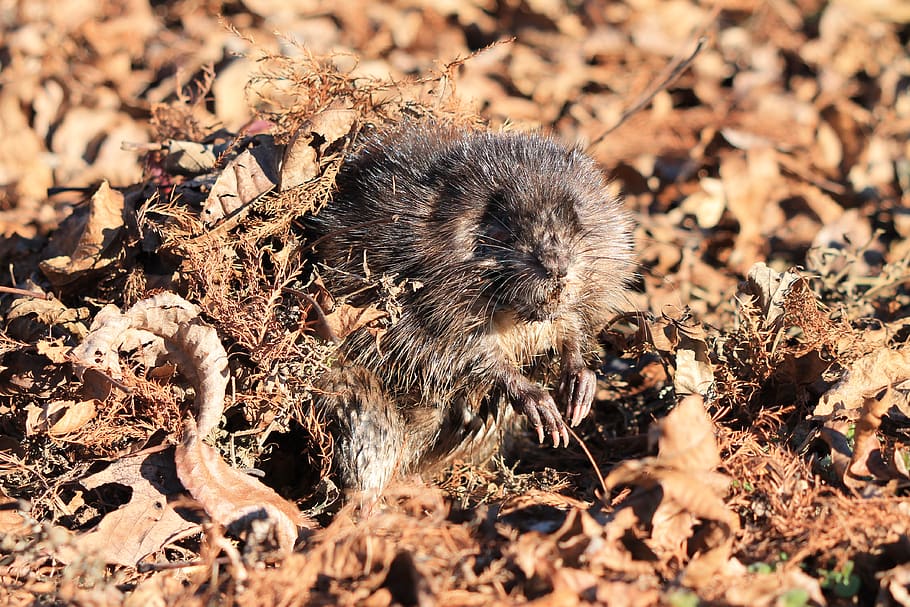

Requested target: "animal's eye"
[
  {"left": 485, "top": 224, "right": 510, "bottom": 244},
  {"left": 479, "top": 190, "right": 511, "bottom": 244}
]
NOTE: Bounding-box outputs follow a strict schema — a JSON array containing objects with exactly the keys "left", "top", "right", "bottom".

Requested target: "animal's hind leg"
[{"left": 316, "top": 365, "right": 405, "bottom": 494}]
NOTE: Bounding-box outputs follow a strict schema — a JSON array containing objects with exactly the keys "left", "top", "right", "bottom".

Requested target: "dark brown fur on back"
[{"left": 309, "top": 122, "right": 635, "bottom": 492}]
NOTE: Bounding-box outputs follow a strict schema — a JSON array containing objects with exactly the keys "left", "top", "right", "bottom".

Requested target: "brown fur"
[{"left": 309, "top": 122, "right": 635, "bottom": 492}]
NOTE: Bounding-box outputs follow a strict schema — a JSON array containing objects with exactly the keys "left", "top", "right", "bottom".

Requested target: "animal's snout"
[{"left": 538, "top": 249, "right": 570, "bottom": 282}]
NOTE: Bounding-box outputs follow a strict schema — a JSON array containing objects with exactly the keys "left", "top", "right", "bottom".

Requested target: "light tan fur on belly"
[{"left": 490, "top": 310, "right": 564, "bottom": 365}]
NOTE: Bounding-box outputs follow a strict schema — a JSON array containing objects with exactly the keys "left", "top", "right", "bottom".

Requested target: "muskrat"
[{"left": 308, "top": 121, "right": 635, "bottom": 493}]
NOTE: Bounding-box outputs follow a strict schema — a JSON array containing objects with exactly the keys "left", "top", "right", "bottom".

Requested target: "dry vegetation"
[{"left": 2, "top": 1, "right": 910, "bottom": 605}]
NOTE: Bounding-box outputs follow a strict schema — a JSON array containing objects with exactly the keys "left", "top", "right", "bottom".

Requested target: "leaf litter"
[{"left": 1, "top": 1, "right": 910, "bottom": 606}]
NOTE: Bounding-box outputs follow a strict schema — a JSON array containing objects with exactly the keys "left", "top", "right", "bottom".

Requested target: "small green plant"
[
  {"left": 819, "top": 560, "right": 861, "bottom": 598},
  {"left": 730, "top": 479, "right": 755, "bottom": 492},
  {"left": 666, "top": 589, "right": 699, "bottom": 607},
  {"left": 778, "top": 588, "right": 810, "bottom": 607},
  {"left": 845, "top": 423, "right": 856, "bottom": 446},
  {"left": 748, "top": 561, "right": 774, "bottom": 574}
]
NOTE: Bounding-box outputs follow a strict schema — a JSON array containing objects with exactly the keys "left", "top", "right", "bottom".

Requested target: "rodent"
[{"left": 308, "top": 121, "right": 635, "bottom": 493}]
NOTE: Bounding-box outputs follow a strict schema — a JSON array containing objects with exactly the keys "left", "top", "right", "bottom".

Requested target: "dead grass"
[{"left": 1, "top": 1, "right": 910, "bottom": 606}]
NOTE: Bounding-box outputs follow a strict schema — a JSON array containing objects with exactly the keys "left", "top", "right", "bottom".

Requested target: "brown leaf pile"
[{"left": 2, "top": 1, "right": 910, "bottom": 606}]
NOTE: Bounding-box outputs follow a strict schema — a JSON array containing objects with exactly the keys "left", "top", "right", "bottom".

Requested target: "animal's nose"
[{"left": 538, "top": 250, "right": 569, "bottom": 281}]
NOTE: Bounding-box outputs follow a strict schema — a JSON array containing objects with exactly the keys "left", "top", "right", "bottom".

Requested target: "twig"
[
  {"left": 568, "top": 426, "right": 608, "bottom": 501},
  {"left": 283, "top": 286, "right": 341, "bottom": 345},
  {"left": 137, "top": 556, "right": 231, "bottom": 572},
  {"left": 590, "top": 5, "right": 720, "bottom": 146},
  {"left": 0, "top": 286, "right": 51, "bottom": 299}
]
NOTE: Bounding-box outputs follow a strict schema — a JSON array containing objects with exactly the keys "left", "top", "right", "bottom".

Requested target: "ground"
[{"left": 1, "top": 1, "right": 909, "bottom": 605}]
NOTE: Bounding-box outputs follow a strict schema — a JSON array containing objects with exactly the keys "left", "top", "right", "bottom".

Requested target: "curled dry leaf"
[
  {"left": 38, "top": 181, "right": 125, "bottom": 287},
  {"left": 848, "top": 390, "right": 891, "bottom": 483},
  {"left": 174, "top": 416, "right": 309, "bottom": 555},
  {"left": 70, "top": 292, "right": 226, "bottom": 436},
  {"left": 281, "top": 128, "right": 319, "bottom": 188},
  {"left": 648, "top": 309, "right": 714, "bottom": 397},
  {"left": 71, "top": 292, "right": 309, "bottom": 556},
  {"left": 201, "top": 136, "right": 280, "bottom": 226},
  {"left": 324, "top": 302, "right": 389, "bottom": 342},
  {"left": 5, "top": 291, "right": 90, "bottom": 344},
  {"left": 24, "top": 399, "right": 97, "bottom": 437},
  {"left": 673, "top": 325, "right": 714, "bottom": 398},
  {"left": 738, "top": 262, "right": 805, "bottom": 331},
  {"left": 821, "top": 386, "right": 910, "bottom": 493},
  {"left": 281, "top": 104, "right": 357, "bottom": 191}
]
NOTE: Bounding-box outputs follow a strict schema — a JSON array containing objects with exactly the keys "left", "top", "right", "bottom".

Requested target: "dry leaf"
[
  {"left": 281, "top": 128, "right": 320, "bottom": 190},
  {"left": 738, "top": 262, "right": 805, "bottom": 331},
  {"left": 816, "top": 347, "right": 910, "bottom": 416},
  {"left": 880, "top": 562, "right": 910, "bottom": 607},
  {"left": 724, "top": 569, "right": 826, "bottom": 607},
  {"left": 651, "top": 395, "right": 721, "bottom": 471},
  {"left": 680, "top": 177, "right": 725, "bottom": 229},
  {"left": 309, "top": 106, "right": 357, "bottom": 146},
  {"left": 201, "top": 136, "right": 280, "bottom": 226},
  {"left": 281, "top": 105, "right": 357, "bottom": 191},
  {"left": 65, "top": 450, "right": 200, "bottom": 567},
  {"left": 324, "top": 302, "right": 388, "bottom": 341},
  {"left": 673, "top": 326, "right": 714, "bottom": 397},
  {"left": 5, "top": 293, "right": 90, "bottom": 344},
  {"left": 70, "top": 292, "right": 310, "bottom": 554},
  {"left": 35, "top": 338, "right": 72, "bottom": 364},
  {"left": 70, "top": 292, "right": 228, "bottom": 436},
  {"left": 720, "top": 148, "right": 783, "bottom": 272},
  {"left": 648, "top": 309, "right": 714, "bottom": 397},
  {"left": 603, "top": 396, "right": 738, "bottom": 580},
  {"left": 174, "top": 417, "right": 308, "bottom": 554},
  {"left": 39, "top": 181, "right": 125, "bottom": 287},
  {"left": 25, "top": 399, "right": 97, "bottom": 437},
  {"left": 163, "top": 140, "right": 218, "bottom": 175},
  {"left": 0, "top": 489, "right": 31, "bottom": 539}
]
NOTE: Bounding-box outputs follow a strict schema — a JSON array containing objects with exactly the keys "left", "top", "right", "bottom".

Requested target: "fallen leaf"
[
  {"left": 738, "top": 262, "right": 805, "bottom": 331},
  {"left": 201, "top": 136, "right": 280, "bottom": 226},
  {"left": 281, "top": 128, "right": 319, "bottom": 190},
  {"left": 0, "top": 488, "right": 31, "bottom": 539},
  {"left": 70, "top": 292, "right": 310, "bottom": 554},
  {"left": 174, "top": 416, "right": 309, "bottom": 555},
  {"left": 39, "top": 181, "right": 125, "bottom": 287},
  {"left": 65, "top": 450, "right": 200, "bottom": 567},
  {"left": 24, "top": 399, "right": 97, "bottom": 437},
  {"left": 816, "top": 347, "right": 910, "bottom": 416},
  {"left": 604, "top": 396, "right": 738, "bottom": 580},
  {"left": 36, "top": 338, "right": 71, "bottom": 364},
  {"left": 324, "top": 302, "right": 388, "bottom": 341},
  {"left": 724, "top": 568, "right": 827, "bottom": 607},
  {"left": 880, "top": 562, "right": 910, "bottom": 607},
  {"left": 651, "top": 394, "right": 721, "bottom": 472},
  {"left": 163, "top": 140, "right": 219, "bottom": 175},
  {"left": 281, "top": 105, "right": 357, "bottom": 191}
]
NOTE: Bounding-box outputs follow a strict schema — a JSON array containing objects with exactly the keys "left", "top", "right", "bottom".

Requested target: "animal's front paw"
[
  {"left": 558, "top": 366, "right": 596, "bottom": 427},
  {"left": 510, "top": 386, "right": 569, "bottom": 448}
]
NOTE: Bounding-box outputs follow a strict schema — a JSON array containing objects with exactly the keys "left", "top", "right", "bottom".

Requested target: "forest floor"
[{"left": 2, "top": 1, "right": 910, "bottom": 605}]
